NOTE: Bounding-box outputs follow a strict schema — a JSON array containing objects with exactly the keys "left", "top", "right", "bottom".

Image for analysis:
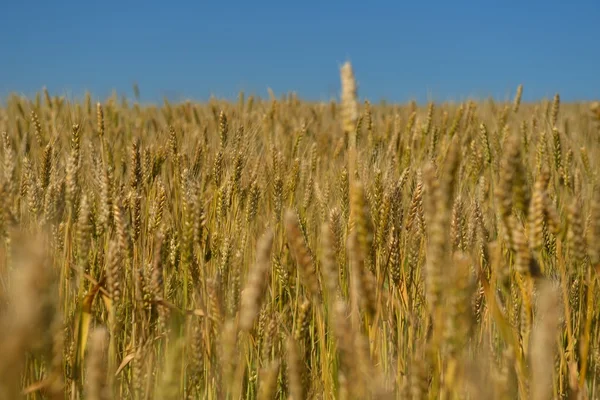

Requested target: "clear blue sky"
[{"left": 1, "top": 0, "right": 598, "bottom": 104}]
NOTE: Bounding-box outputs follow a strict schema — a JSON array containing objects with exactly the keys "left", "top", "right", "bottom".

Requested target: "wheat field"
[{"left": 0, "top": 64, "right": 599, "bottom": 399}]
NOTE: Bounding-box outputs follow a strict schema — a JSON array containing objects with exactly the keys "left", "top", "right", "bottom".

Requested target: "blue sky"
[{"left": 1, "top": 0, "right": 598, "bottom": 104}]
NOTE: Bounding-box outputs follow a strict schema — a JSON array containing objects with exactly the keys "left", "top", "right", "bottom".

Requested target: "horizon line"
[{"left": 1, "top": 87, "right": 597, "bottom": 107}]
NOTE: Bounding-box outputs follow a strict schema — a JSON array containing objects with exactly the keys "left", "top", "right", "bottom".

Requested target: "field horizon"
[{"left": 3, "top": 86, "right": 599, "bottom": 110}]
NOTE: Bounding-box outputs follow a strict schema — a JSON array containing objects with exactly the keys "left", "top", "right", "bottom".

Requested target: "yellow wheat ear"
[
  {"left": 340, "top": 61, "right": 358, "bottom": 138},
  {"left": 340, "top": 61, "right": 360, "bottom": 200},
  {"left": 591, "top": 101, "right": 600, "bottom": 121}
]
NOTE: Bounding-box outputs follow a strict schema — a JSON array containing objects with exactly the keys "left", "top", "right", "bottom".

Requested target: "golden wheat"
[{"left": 0, "top": 67, "right": 598, "bottom": 399}]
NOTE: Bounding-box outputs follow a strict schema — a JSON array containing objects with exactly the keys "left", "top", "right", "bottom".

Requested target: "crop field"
[{"left": 0, "top": 63, "right": 599, "bottom": 399}]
